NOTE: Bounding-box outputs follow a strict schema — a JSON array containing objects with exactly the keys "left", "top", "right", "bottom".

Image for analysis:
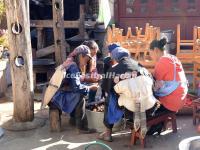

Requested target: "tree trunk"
[
  {"left": 5, "top": 0, "right": 34, "bottom": 122},
  {"left": 52, "top": 0, "right": 68, "bottom": 65}
]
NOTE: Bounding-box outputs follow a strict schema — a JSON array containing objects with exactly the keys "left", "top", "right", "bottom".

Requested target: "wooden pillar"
[
  {"left": 85, "top": 0, "right": 90, "bottom": 15},
  {"left": 177, "top": 24, "right": 181, "bottom": 55},
  {"left": 5, "top": 0, "right": 34, "bottom": 122},
  {"left": 25, "top": 0, "right": 30, "bottom": 21},
  {"left": 52, "top": 0, "right": 67, "bottom": 65},
  {"left": 79, "top": 4, "right": 86, "bottom": 38},
  {"left": 37, "top": 27, "right": 44, "bottom": 50}
]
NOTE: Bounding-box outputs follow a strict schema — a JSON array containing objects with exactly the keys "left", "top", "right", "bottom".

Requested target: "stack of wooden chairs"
[
  {"left": 193, "top": 28, "right": 200, "bottom": 89},
  {"left": 176, "top": 24, "right": 200, "bottom": 89},
  {"left": 177, "top": 24, "right": 197, "bottom": 61},
  {"left": 106, "top": 23, "right": 160, "bottom": 73}
]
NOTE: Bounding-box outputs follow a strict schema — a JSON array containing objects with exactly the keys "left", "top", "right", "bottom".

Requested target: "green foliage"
[
  {"left": 0, "top": 34, "right": 8, "bottom": 48},
  {"left": 0, "top": 1, "right": 7, "bottom": 47},
  {"left": 0, "top": 0, "right": 5, "bottom": 19}
]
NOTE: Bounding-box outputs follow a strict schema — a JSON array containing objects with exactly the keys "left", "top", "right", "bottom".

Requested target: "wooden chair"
[
  {"left": 106, "top": 23, "right": 160, "bottom": 62},
  {"left": 177, "top": 24, "right": 199, "bottom": 89},
  {"left": 193, "top": 57, "right": 200, "bottom": 89},
  {"left": 126, "top": 27, "right": 134, "bottom": 40},
  {"left": 137, "top": 25, "right": 160, "bottom": 61},
  {"left": 176, "top": 24, "right": 197, "bottom": 60},
  {"left": 106, "top": 26, "right": 113, "bottom": 44},
  {"left": 130, "top": 112, "right": 177, "bottom": 148},
  {"left": 193, "top": 98, "right": 200, "bottom": 125},
  {"left": 193, "top": 27, "right": 200, "bottom": 55}
]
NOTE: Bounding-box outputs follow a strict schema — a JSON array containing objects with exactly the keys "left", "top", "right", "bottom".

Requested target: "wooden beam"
[
  {"left": 30, "top": 20, "right": 96, "bottom": 29},
  {"left": 52, "top": 0, "right": 67, "bottom": 65},
  {"left": 30, "top": 20, "right": 79, "bottom": 28},
  {"left": 36, "top": 45, "right": 55, "bottom": 58},
  {"left": 5, "top": 0, "right": 34, "bottom": 122}
]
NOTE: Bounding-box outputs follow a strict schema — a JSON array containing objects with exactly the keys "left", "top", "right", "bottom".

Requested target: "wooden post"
[
  {"left": 79, "top": 4, "right": 86, "bottom": 38},
  {"left": 177, "top": 24, "right": 181, "bottom": 55},
  {"left": 52, "top": 0, "right": 67, "bottom": 65},
  {"left": 37, "top": 27, "right": 44, "bottom": 50},
  {"left": 193, "top": 26, "right": 198, "bottom": 53},
  {"left": 49, "top": 108, "right": 61, "bottom": 132},
  {"left": 5, "top": 0, "right": 34, "bottom": 122},
  {"left": 25, "top": 0, "right": 30, "bottom": 21},
  {"left": 85, "top": 0, "right": 90, "bottom": 15}
]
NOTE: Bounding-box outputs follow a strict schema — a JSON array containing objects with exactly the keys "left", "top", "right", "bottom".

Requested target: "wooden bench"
[
  {"left": 49, "top": 102, "right": 62, "bottom": 132},
  {"left": 130, "top": 112, "right": 177, "bottom": 148}
]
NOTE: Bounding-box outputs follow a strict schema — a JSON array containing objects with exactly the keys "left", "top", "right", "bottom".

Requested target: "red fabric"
[
  {"left": 184, "top": 94, "right": 199, "bottom": 107},
  {"left": 154, "top": 55, "right": 188, "bottom": 112}
]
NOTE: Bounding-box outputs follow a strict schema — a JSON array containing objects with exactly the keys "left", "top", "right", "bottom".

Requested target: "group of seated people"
[{"left": 45, "top": 38, "right": 188, "bottom": 141}]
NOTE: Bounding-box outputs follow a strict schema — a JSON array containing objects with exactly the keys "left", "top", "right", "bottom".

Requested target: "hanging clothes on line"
[{"left": 97, "top": 0, "right": 111, "bottom": 28}]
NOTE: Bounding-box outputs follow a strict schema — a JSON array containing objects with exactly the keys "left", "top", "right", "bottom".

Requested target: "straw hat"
[{"left": 42, "top": 65, "right": 66, "bottom": 108}]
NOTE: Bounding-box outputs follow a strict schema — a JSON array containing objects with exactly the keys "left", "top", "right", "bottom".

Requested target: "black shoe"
[{"left": 147, "top": 122, "right": 163, "bottom": 135}]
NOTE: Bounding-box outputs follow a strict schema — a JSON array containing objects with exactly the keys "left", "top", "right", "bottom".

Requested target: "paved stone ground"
[{"left": 0, "top": 97, "right": 199, "bottom": 150}]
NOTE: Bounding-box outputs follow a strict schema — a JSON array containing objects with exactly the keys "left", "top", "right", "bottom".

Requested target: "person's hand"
[
  {"left": 89, "top": 84, "right": 99, "bottom": 91},
  {"left": 156, "top": 100, "right": 161, "bottom": 108},
  {"left": 80, "top": 75, "right": 85, "bottom": 82},
  {"left": 84, "top": 73, "right": 102, "bottom": 83},
  {"left": 90, "top": 72, "right": 102, "bottom": 81},
  {"left": 154, "top": 80, "right": 164, "bottom": 91}
]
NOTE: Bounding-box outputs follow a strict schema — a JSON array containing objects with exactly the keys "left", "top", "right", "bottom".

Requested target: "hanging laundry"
[{"left": 97, "top": 0, "right": 111, "bottom": 28}]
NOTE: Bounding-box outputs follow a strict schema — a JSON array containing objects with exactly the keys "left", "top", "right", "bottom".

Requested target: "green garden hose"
[{"left": 84, "top": 141, "right": 112, "bottom": 150}]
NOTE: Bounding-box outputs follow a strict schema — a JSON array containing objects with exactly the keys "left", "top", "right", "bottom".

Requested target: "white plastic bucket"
[{"left": 86, "top": 109, "right": 122, "bottom": 132}]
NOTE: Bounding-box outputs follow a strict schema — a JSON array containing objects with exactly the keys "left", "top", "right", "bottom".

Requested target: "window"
[
  {"left": 141, "top": 0, "right": 148, "bottom": 4},
  {"left": 171, "top": 0, "right": 180, "bottom": 12},
  {"left": 126, "top": 0, "right": 135, "bottom": 5},
  {"left": 126, "top": 7, "right": 134, "bottom": 14},
  {"left": 187, "top": 0, "right": 196, "bottom": 12}
]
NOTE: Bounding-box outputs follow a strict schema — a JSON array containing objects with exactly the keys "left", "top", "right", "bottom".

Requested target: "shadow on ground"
[{"left": 0, "top": 97, "right": 199, "bottom": 150}]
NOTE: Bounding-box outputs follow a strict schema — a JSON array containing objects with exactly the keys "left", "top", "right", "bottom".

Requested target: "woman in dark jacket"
[
  {"left": 99, "top": 46, "right": 142, "bottom": 141},
  {"left": 50, "top": 45, "right": 98, "bottom": 133}
]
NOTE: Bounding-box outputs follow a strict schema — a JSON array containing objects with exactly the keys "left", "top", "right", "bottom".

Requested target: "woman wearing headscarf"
[
  {"left": 103, "top": 43, "right": 121, "bottom": 74},
  {"left": 49, "top": 45, "right": 98, "bottom": 133},
  {"left": 99, "top": 45, "right": 144, "bottom": 141},
  {"left": 147, "top": 38, "right": 188, "bottom": 135},
  {"left": 82, "top": 40, "right": 99, "bottom": 73},
  {"left": 82, "top": 40, "right": 102, "bottom": 103}
]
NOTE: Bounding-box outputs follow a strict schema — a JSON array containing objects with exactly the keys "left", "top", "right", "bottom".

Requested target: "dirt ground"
[{"left": 0, "top": 95, "right": 199, "bottom": 150}]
